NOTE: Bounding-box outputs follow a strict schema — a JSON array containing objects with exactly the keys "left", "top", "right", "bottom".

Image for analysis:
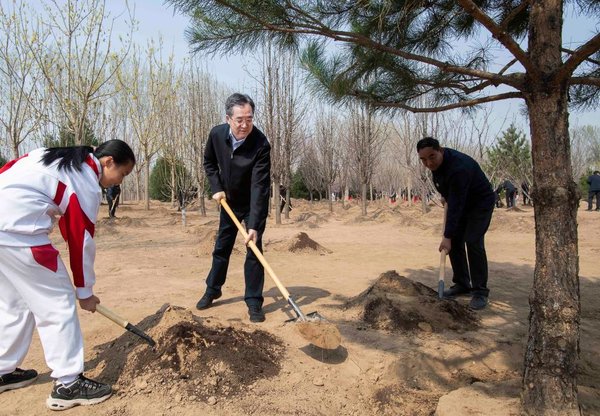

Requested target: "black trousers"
[
  {"left": 107, "top": 193, "right": 120, "bottom": 217},
  {"left": 449, "top": 207, "right": 493, "bottom": 297},
  {"left": 205, "top": 205, "right": 265, "bottom": 307},
  {"left": 588, "top": 190, "right": 600, "bottom": 210}
]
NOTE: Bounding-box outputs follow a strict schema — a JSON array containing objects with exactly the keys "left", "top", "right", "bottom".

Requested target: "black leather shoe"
[
  {"left": 469, "top": 295, "right": 488, "bottom": 310},
  {"left": 248, "top": 305, "right": 265, "bottom": 323},
  {"left": 443, "top": 285, "right": 471, "bottom": 298},
  {"left": 196, "top": 291, "right": 222, "bottom": 310}
]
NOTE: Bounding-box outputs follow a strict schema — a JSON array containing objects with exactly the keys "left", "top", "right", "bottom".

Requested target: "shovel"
[
  {"left": 220, "top": 199, "right": 341, "bottom": 350},
  {"left": 96, "top": 304, "right": 156, "bottom": 348},
  {"left": 438, "top": 204, "right": 448, "bottom": 299}
]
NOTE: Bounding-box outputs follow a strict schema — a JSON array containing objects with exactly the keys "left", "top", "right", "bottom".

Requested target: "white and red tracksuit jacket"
[{"left": 0, "top": 148, "right": 102, "bottom": 299}]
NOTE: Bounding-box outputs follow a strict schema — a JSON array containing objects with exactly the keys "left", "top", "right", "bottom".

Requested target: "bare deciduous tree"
[
  {"left": 29, "top": 0, "right": 133, "bottom": 145},
  {"left": 0, "top": 1, "right": 48, "bottom": 157}
]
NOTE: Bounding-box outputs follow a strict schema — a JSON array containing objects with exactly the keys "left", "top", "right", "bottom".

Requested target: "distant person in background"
[
  {"left": 494, "top": 185, "right": 503, "bottom": 208},
  {"left": 587, "top": 171, "right": 600, "bottom": 211},
  {"left": 521, "top": 181, "right": 531, "bottom": 206},
  {"left": 417, "top": 137, "right": 495, "bottom": 310},
  {"left": 106, "top": 184, "right": 121, "bottom": 218},
  {"left": 502, "top": 180, "right": 516, "bottom": 208},
  {"left": 279, "top": 185, "right": 292, "bottom": 214}
]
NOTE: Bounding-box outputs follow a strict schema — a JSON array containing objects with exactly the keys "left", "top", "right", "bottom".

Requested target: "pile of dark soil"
[
  {"left": 88, "top": 305, "right": 285, "bottom": 403},
  {"left": 267, "top": 232, "right": 332, "bottom": 254},
  {"left": 345, "top": 271, "right": 479, "bottom": 333}
]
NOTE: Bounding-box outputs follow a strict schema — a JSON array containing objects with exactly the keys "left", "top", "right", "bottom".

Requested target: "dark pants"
[
  {"left": 205, "top": 205, "right": 265, "bottom": 307},
  {"left": 588, "top": 190, "right": 600, "bottom": 210},
  {"left": 506, "top": 190, "right": 516, "bottom": 208},
  {"left": 107, "top": 193, "right": 120, "bottom": 217},
  {"left": 449, "top": 207, "right": 493, "bottom": 297}
]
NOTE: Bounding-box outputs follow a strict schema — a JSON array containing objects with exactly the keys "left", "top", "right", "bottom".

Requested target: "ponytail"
[
  {"left": 42, "top": 139, "right": 135, "bottom": 172},
  {"left": 42, "top": 146, "right": 94, "bottom": 172}
]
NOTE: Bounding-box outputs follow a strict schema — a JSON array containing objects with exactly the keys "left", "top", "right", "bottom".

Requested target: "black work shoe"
[
  {"left": 46, "top": 374, "right": 112, "bottom": 411},
  {"left": 443, "top": 285, "right": 471, "bottom": 298},
  {"left": 0, "top": 368, "right": 38, "bottom": 393},
  {"left": 196, "top": 291, "right": 222, "bottom": 310},
  {"left": 469, "top": 295, "right": 488, "bottom": 310},
  {"left": 248, "top": 305, "right": 266, "bottom": 323}
]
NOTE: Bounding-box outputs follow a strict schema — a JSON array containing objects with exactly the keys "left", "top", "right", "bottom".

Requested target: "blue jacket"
[
  {"left": 432, "top": 148, "right": 495, "bottom": 239},
  {"left": 588, "top": 173, "right": 600, "bottom": 192}
]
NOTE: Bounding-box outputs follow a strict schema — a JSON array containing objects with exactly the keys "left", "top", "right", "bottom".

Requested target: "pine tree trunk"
[{"left": 522, "top": 3, "right": 580, "bottom": 412}]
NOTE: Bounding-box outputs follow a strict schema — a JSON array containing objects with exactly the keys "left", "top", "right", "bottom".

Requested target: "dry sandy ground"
[{"left": 2, "top": 199, "right": 599, "bottom": 416}]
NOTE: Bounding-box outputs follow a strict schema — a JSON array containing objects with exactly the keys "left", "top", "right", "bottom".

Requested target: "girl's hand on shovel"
[
  {"left": 245, "top": 229, "right": 258, "bottom": 245},
  {"left": 79, "top": 295, "right": 100, "bottom": 312}
]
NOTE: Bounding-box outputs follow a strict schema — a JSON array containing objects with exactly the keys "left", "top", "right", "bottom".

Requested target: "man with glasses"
[{"left": 196, "top": 93, "right": 271, "bottom": 323}]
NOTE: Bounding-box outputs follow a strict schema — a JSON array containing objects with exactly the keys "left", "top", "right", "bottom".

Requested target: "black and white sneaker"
[
  {"left": 46, "top": 374, "right": 112, "bottom": 411},
  {"left": 0, "top": 368, "right": 38, "bottom": 393}
]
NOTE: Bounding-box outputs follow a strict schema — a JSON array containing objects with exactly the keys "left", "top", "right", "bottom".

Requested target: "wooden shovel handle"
[
  {"left": 219, "top": 199, "right": 291, "bottom": 300},
  {"left": 96, "top": 304, "right": 128, "bottom": 328}
]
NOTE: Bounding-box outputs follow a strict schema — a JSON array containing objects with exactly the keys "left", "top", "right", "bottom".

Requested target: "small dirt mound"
[
  {"left": 345, "top": 271, "right": 479, "bottom": 332},
  {"left": 193, "top": 227, "right": 243, "bottom": 255},
  {"left": 96, "top": 216, "right": 148, "bottom": 227},
  {"left": 90, "top": 305, "right": 285, "bottom": 403},
  {"left": 267, "top": 232, "right": 332, "bottom": 254},
  {"left": 194, "top": 228, "right": 218, "bottom": 255},
  {"left": 295, "top": 212, "right": 328, "bottom": 226}
]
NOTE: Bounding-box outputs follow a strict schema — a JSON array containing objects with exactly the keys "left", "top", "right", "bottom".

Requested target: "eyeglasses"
[{"left": 229, "top": 117, "right": 253, "bottom": 126}]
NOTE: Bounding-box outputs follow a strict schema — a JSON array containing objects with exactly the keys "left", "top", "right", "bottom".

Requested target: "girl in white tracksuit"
[{"left": 0, "top": 140, "right": 135, "bottom": 411}]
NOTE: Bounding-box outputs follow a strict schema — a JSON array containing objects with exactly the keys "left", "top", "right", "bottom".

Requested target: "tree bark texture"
[{"left": 522, "top": 2, "right": 580, "bottom": 414}]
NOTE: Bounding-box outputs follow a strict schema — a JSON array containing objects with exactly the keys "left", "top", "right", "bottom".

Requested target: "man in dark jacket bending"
[
  {"left": 417, "top": 137, "right": 495, "bottom": 310},
  {"left": 196, "top": 93, "right": 271, "bottom": 323},
  {"left": 587, "top": 170, "right": 600, "bottom": 211}
]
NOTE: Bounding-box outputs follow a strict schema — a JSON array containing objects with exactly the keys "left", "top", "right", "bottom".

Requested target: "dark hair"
[
  {"left": 42, "top": 139, "right": 136, "bottom": 172},
  {"left": 225, "top": 93, "right": 255, "bottom": 116},
  {"left": 416, "top": 137, "right": 441, "bottom": 152}
]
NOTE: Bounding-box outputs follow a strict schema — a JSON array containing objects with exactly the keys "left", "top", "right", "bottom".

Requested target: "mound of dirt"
[
  {"left": 488, "top": 209, "right": 534, "bottom": 233},
  {"left": 96, "top": 216, "right": 148, "bottom": 227},
  {"left": 345, "top": 271, "right": 479, "bottom": 333},
  {"left": 89, "top": 305, "right": 285, "bottom": 403},
  {"left": 294, "top": 211, "right": 328, "bottom": 228},
  {"left": 267, "top": 232, "right": 332, "bottom": 254},
  {"left": 191, "top": 227, "right": 242, "bottom": 255}
]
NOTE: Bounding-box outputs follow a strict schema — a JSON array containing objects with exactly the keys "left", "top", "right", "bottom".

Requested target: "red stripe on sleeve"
[
  {"left": 58, "top": 193, "right": 95, "bottom": 287},
  {"left": 0, "top": 154, "right": 29, "bottom": 174},
  {"left": 53, "top": 181, "right": 67, "bottom": 205}
]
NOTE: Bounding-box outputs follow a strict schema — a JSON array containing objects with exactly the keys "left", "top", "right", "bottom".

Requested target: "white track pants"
[{"left": 0, "top": 245, "right": 84, "bottom": 379}]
